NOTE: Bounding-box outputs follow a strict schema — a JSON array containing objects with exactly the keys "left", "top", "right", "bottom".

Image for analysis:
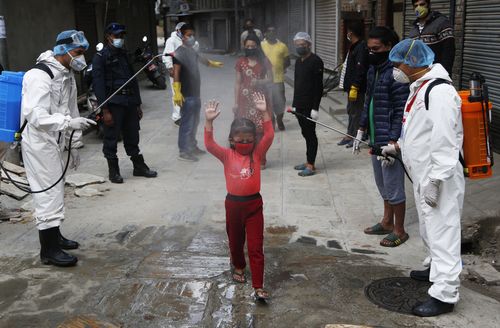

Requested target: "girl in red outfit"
[
  {"left": 204, "top": 92, "right": 274, "bottom": 301},
  {"left": 234, "top": 34, "right": 273, "bottom": 168}
]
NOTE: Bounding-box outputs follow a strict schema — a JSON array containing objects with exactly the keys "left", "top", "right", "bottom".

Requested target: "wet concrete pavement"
[{"left": 1, "top": 55, "right": 500, "bottom": 328}]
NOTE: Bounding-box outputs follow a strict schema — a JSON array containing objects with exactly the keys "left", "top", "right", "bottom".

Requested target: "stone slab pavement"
[{"left": 0, "top": 54, "right": 499, "bottom": 327}]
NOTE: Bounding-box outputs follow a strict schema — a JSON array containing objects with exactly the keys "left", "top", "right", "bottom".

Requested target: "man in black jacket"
[
  {"left": 92, "top": 23, "right": 157, "bottom": 183},
  {"left": 408, "top": 0, "right": 455, "bottom": 75},
  {"left": 338, "top": 21, "right": 369, "bottom": 148},
  {"left": 292, "top": 32, "right": 324, "bottom": 177}
]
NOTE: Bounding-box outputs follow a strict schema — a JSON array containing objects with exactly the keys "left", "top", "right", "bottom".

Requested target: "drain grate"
[{"left": 364, "top": 277, "right": 432, "bottom": 315}]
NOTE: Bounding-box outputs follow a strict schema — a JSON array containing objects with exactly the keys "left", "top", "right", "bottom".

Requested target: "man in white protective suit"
[
  {"left": 382, "top": 39, "right": 464, "bottom": 317},
  {"left": 21, "top": 30, "right": 96, "bottom": 267},
  {"left": 163, "top": 22, "right": 200, "bottom": 126}
]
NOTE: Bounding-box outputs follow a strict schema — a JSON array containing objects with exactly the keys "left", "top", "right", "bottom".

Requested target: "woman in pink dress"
[{"left": 234, "top": 34, "right": 273, "bottom": 168}]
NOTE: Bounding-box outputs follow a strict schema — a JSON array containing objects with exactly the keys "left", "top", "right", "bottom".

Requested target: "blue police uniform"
[
  {"left": 92, "top": 45, "right": 142, "bottom": 159},
  {"left": 91, "top": 22, "right": 157, "bottom": 183}
]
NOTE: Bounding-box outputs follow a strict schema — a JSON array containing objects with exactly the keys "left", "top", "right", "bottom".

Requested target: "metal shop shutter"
[
  {"left": 315, "top": 0, "right": 337, "bottom": 70},
  {"left": 404, "top": 0, "right": 451, "bottom": 37},
  {"left": 288, "top": 0, "right": 305, "bottom": 50},
  {"left": 461, "top": 0, "right": 500, "bottom": 152}
]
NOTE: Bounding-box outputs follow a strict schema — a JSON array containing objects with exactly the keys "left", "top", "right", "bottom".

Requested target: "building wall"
[{"left": 2, "top": 0, "right": 76, "bottom": 71}]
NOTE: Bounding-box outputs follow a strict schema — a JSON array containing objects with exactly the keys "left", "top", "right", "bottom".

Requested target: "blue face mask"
[{"left": 112, "top": 38, "right": 124, "bottom": 48}]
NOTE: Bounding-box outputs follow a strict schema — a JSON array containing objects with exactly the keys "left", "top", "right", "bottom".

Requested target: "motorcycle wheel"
[{"left": 155, "top": 76, "right": 167, "bottom": 90}]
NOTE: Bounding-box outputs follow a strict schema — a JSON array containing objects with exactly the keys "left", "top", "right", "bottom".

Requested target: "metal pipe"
[
  {"left": 287, "top": 108, "right": 370, "bottom": 146},
  {"left": 95, "top": 53, "right": 169, "bottom": 112}
]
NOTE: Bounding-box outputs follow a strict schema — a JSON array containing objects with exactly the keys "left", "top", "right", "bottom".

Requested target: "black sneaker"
[
  {"left": 178, "top": 153, "right": 199, "bottom": 162},
  {"left": 174, "top": 119, "right": 181, "bottom": 127}
]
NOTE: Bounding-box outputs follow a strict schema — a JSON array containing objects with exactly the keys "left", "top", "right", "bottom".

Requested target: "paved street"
[{"left": 0, "top": 54, "right": 499, "bottom": 328}]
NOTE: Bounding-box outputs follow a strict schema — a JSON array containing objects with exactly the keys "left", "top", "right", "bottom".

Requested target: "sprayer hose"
[{"left": 0, "top": 130, "right": 76, "bottom": 194}]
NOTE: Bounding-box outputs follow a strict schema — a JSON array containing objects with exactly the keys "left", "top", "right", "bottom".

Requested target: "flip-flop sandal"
[
  {"left": 294, "top": 163, "right": 307, "bottom": 170},
  {"left": 364, "top": 222, "right": 393, "bottom": 235},
  {"left": 298, "top": 167, "right": 315, "bottom": 177},
  {"left": 231, "top": 268, "right": 246, "bottom": 284},
  {"left": 380, "top": 232, "right": 409, "bottom": 247},
  {"left": 254, "top": 289, "right": 270, "bottom": 302}
]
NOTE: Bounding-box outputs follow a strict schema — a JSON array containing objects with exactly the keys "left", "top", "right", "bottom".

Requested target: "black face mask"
[
  {"left": 296, "top": 46, "right": 309, "bottom": 56},
  {"left": 245, "top": 48, "right": 258, "bottom": 57},
  {"left": 368, "top": 51, "right": 390, "bottom": 66}
]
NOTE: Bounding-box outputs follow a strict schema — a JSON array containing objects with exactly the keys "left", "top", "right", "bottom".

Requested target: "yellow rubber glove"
[
  {"left": 173, "top": 82, "right": 184, "bottom": 107},
  {"left": 208, "top": 60, "right": 224, "bottom": 68},
  {"left": 348, "top": 85, "right": 359, "bottom": 102}
]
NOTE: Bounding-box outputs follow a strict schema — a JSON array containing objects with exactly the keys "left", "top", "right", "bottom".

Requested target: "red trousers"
[{"left": 225, "top": 194, "right": 264, "bottom": 289}]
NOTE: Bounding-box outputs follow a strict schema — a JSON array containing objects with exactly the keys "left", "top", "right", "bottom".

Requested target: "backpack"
[{"left": 14, "top": 63, "right": 54, "bottom": 141}]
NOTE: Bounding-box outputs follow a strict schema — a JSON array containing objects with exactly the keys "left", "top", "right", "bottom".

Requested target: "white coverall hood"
[
  {"left": 400, "top": 63, "right": 465, "bottom": 304},
  {"left": 21, "top": 50, "right": 83, "bottom": 230}
]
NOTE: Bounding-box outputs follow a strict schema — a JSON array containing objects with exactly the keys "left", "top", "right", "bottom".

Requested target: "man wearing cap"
[
  {"left": 291, "top": 32, "right": 324, "bottom": 177},
  {"left": 383, "top": 39, "right": 464, "bottom": 317},
  {"left": 21, "top": 30, "right": 96, "bottom": 267},
  {"left": 92, "top": 23, "right": 157, "bottom": 183}
]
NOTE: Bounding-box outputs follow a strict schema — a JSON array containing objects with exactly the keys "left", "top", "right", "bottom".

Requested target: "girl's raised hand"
[
  {"left": 205, "top": 100, "right": 221, "bottom": 121},
  {"left": 253, "top": 92, "right": 267, "bottom": 112}
]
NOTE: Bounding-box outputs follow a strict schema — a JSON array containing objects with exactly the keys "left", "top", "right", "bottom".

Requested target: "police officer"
[{"left": 92, "top": 23, "right": 157, "bottom": 183}]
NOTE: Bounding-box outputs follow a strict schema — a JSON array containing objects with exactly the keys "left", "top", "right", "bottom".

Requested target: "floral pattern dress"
[{"left": 234, "top": 57, "right": 272, "bottom": 133}]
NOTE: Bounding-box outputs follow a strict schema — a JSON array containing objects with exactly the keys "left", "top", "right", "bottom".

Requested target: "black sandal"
[
  {"left": 254, "top": 288, "right": 270, "bottom": 301},
  {"left": 231, "top": 268, "right": 246, "bottom": 284}
]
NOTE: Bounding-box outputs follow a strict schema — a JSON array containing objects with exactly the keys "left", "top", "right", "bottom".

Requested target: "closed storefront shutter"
[
  {"left": 315, "top": 0, "right": 337, "bottom": 70},
  {"left": 404, "top": 0, "right": 451, "bottom": 37},
  {"left": 288, "top": 0, "right": 305, "bottom": 50},
  {"left": 461, "top": 1, "right": 500, "bottom": 151}
]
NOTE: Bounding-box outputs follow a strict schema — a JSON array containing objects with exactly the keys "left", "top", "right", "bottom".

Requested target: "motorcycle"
[{"left": 135, "top": 36, "right": 167, "bottom": 89}]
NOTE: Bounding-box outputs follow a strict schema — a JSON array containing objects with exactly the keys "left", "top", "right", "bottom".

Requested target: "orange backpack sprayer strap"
[{"left": 423, "top": 78, "right": 467, "bottom": 175}]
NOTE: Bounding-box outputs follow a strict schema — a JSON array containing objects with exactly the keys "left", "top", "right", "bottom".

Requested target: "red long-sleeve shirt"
[{"left": 205, "top": 120, "right": 274, "bottom": 196}]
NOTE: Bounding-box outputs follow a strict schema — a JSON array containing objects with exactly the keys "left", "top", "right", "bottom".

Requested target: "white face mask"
[
  {"left": 393, "top": 67, "right": 410, "bottom": 84},
  {"left": 112, "top": 38, "right": 124, "bottom": 48},
  {"left": 68, "top": 53, "right": 87, "bottom": 72}
]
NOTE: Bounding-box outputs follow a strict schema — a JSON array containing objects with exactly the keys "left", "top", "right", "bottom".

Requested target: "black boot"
[
  {"left": 131, "top": 154, "right": 157, "bottom": 178},
  {"left": 55, "top": 226, "right": 79, "bottom": 250},
  {"left": 410, "top": 267, "right": 430, "bottom": 282},
  {"left": 107, "top": 158, "right": 124, "bottom": 183},
  {"left": 39, "top": 227, "right": 78, "bottom": 267},
  {"left": 412, "top": 297, "right": 454, "bottom": 317}
]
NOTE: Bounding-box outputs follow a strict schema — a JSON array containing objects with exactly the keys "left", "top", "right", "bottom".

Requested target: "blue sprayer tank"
[{"left": 0, "top": 71, "right": 25, "bottom": 142}]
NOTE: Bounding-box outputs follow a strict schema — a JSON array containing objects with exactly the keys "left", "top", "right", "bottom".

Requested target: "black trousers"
[
  {"left": 103, "top": 104, "right": 141, "bottom": 159},
  {"left": 296, "top": 108, "right": 318, "bottom": 165}
]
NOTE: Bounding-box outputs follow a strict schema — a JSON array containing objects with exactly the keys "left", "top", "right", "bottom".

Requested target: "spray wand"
[{"left": 286, "top": 108, "right": 413, "bottom": 183}]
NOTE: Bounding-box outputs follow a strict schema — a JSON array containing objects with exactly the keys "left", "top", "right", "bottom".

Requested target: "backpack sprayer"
[
  {"left": 0, "top": 53, "right": 171, "bottom": 194},
  {"left": 286, "top": 108, "right": 414, "bottom": 183}
]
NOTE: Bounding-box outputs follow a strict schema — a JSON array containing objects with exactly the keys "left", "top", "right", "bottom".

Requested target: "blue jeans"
[{"left": 178, "top": 96, "right": 201, "bottom": 154}]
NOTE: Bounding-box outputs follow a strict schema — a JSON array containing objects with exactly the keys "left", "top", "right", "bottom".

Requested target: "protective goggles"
[{"left": 56, "top": 31, "right": 87, "bottom": 47}]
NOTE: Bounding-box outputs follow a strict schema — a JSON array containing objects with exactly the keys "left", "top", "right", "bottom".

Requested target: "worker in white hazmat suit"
[
  {"left": 163, "top": 22, "right": 200, "bottom": 125},
  {"left": 382, "top": 39, "right": 464, "bottom": 317},
  {"left": 21, "top": 30, "right": 96, "bottom": 267}
]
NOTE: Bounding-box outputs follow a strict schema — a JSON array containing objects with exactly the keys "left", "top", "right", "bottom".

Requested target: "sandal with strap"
[
  {"left": 380, "top": 232, "right": 409, "bottom": 247},
  {"left": 254, "top": 288, "right": 270, "bottom": 302},
  {"left": 298, "top": 167, "right": 315, "bottom": 177},
  {"left": 231, "top": 268, "right": 246, "bottom": 284},
  {"left": 294, "top": 163, "right": 307, "bottom": 171},
  {"left": 364, "top": 222, "right": 393, "bottom": 235}
]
